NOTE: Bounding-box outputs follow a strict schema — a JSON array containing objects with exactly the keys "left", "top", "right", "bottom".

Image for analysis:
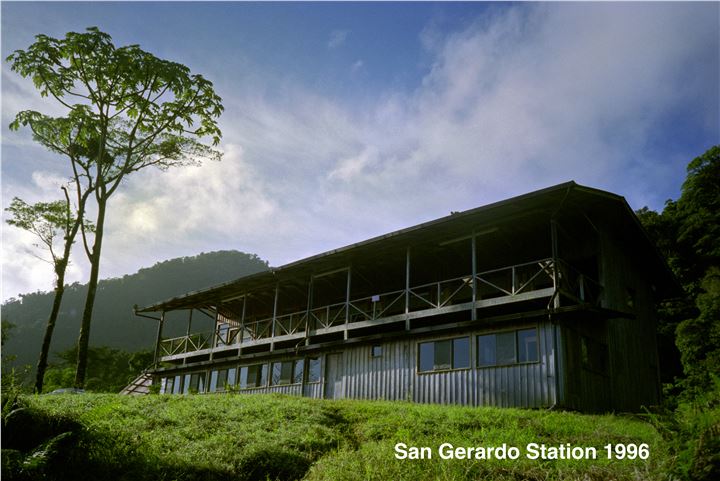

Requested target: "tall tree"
[
  {"left": 5, "top": 192, "right": 92, "bottom": 393},
  {"left": 7, "top": 27, "right": 224, "bottom": 387},
  {"left": 637, "top": 145, "right": 720, "bottom": 396}
]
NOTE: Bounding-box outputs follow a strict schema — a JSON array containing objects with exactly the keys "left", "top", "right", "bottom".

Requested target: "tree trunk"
[
  {"left": 74, "top": 198, "right": 107, "bottom": 389},
  {"left": 35, "top": 190, "right": 87, "bottom": 394},
  {"left": 34, "top": 274, "right": 66, "bottom": 394}
]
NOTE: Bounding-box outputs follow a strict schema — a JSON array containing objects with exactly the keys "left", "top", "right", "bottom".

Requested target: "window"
[
  {"left": 239, "top": 363, "right": 268, "bottom": 389},
  {"left": 418, "top": 337, "right": 470, "bottom": 372},
  {"left": 293, "top": 359, "right": 304, "bottom": 384},
  {"left": 172, "top": 375, "right": 183, "bottom": 394},
  {"left": 161, "top": 377, "right": 172, "bottom": 394},
  {"left": 478, "top": 328, "right": 539, "bottom": 367},
  {"left": 209, "top": 367, "right": 237, "bottom": 392},
  {"left": 307, "top": 357, "right": 321, "bottom": 383},
  {"left": 271, "top": 360, "right": 305, "bottom": 386},
  {"left": 517, "top": 329, "right": 538, "bottom": 363},
  {"left": 183, "top": 372, "right": 205, "bottom": 394},
  {"left": 371, "top": 345, "right": 382, "bottom": 357}
]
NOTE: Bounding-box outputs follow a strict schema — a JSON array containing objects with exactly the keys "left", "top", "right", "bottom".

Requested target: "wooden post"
[
  {"left": 344, "top": 267, "right": 351, "bottom": 340},
  {"left": 239, "top": 294, "right": 246, "bottom": 355},
  {"left": 551, "top": 220, "right": 561, "bottom": 309},
  {"left": 471, "top": 233, "right": 477, "bottom": 321},
  {"left": 305, "top": 277, "right": 313, "bottom": 345},
  {"left": 405, "top": 247, "right": 411, "bottom": 330},
  {"left": 153, "top": 311, "right": 165, "bottom": 368},
  {"left": 210, "top": 307, "right": 219, "bottom": 360},
  {"left": 186, "top": 309, "right": 193, "bottom": 337},
  {"left": 271, "top": 283, "right": 279, "bottom": 351}
]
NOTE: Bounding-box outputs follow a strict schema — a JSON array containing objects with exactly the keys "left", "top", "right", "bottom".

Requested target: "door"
[{"left": 324, "top": 353, "right": 344, "bottom": 399}]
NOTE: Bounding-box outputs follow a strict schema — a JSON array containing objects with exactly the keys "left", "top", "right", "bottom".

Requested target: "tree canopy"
[{"left": 7, "top": 27, "right": 225, "bottom": 388}]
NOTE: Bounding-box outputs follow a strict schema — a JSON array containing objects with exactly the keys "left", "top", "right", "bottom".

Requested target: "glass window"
[
  {"left": 271, "top": 362, "right": 281, "bottom": 385},
  {"left": 182, "top": 374, "right": 191, "bottom": 394},
  {"left": 190, "top": 373, "right": 204, "bottom": 393},
  {"left": 272, "top": 361, "right": 293, "bottom": 386},
  {"left": 242, "top": 363, "right": 268, "bottom": 388},
  {"left": 419, "top": 342, "right": 434, "bottom": 372},
  {"left": 419, "top": 337, "right": 470, "bottom": 372},
  {"left": 227, "top": 367, "right": 237, "bottom": 387},
  {"left": 238, "top": 366, "right": 248, "bottom": 389},
  {"left": 478, "top": 328, "right": 539, "bottom": 367},
  {"left": 517, "top": 329, "right": 538, "bottom": 363},
  {"left": 452, "top": 337, "right": 470, "bottom": 369},
  {"left": 259, "top": 363, "right": 268, "bottom": 387},
  {"left": 307, "top": 357, "right": 321, "bottom": 383},
  {"left": 293, "top": 359, "right": 304, "bottom": 384},
  {"left": 162, "top": 377, "right": 171, "bottom": 394},
  {"left": 434, "top": 340, "right": 452, "bottom": 370},
  {"left": 209, "top": 370, "right": 219, "bottom": 392},
  {"left": 478, "top": 334, "right": 496, "bottom": 367},
  {"left": 217, "top": 369, "right": 228, "bottom": 390},
  {"left": 371, "top": 345, "right": 382, "bottom": 357},
  {"left": 172, "top": 375, "right": 183, "bottom": 394},
  {"left": 496, "top": 331, "right": 516, "bottom": 365}
]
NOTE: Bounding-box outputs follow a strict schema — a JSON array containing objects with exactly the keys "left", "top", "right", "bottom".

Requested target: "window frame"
[
  {"left": 270, "top": 359, "right": 305, "bottom": 386},
  {"left": 306, "top": 357, "right": 321, "bottom": 383},
  {"left": 417, "top": 336, "right": 471, "bottom": 373},
  {"left": 477, "top": 327, "right": 540, "bottom": 368},
  {"left": 239, "top": 363, "right": 268, "bottom": 389}
]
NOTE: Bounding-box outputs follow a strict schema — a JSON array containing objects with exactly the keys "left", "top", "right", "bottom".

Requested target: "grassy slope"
[{"left": 4, "top": 393, "right": 669, "bottom": 481}]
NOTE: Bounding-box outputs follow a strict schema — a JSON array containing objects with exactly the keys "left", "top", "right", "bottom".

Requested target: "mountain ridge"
[{"left": 2, "top": 250, "right": 269, "bottom": 371}]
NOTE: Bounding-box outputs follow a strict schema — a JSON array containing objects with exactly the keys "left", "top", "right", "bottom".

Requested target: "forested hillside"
[{"left": 2, "top": 251, "right": 268, "bottom": 372}]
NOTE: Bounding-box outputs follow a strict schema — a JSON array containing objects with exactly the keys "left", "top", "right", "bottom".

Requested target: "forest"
[{"left": 1, "top": 250, "right": 268, "bottom": 390}]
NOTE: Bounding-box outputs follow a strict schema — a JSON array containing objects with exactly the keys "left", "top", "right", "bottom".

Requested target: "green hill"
[
  {"left": 2, "top": 393, "right": 669, "bottom": 481},
  {"left": 1, "top": 251, "right": 269, "bottom": 372}
]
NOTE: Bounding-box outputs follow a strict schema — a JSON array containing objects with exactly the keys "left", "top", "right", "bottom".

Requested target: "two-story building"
[{"left": 132, "top": 182, "right": 678, "bottom": 412}]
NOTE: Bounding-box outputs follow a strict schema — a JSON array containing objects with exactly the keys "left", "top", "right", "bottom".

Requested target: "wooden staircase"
[{"left": 120, "top": 372, "right": 153, "bottom": 395}]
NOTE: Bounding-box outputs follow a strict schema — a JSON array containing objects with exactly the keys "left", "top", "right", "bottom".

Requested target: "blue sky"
[{"left": 2, "top": 2, "right": 719, "bottom": 301}]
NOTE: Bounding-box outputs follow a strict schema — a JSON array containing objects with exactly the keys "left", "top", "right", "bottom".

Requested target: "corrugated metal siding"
[
  {"left": 161, "top": 321, "right": 557, "bottom": 408},
  {"left": 330, "top": 321, "right": 557, "bottom": 407}
]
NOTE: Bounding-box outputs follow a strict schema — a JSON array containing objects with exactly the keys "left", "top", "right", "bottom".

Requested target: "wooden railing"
[{"left": 158, "top": 257, "right": 599, "bottom": 358}]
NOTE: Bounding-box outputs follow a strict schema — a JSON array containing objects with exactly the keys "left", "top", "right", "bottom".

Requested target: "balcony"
[{"left": 157, "top": 257, "right": 601, "bottom": 360}]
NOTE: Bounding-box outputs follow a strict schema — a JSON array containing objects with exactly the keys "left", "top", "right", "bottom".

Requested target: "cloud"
[
  {"left": 327, "top": 29, "right": 349, "bottom": 49},
  {"left": 351, "top": 60, "right": 364, "bottom": 73},
  {"left": 2, "top": 3, "right": 717, "bottom": 301}
]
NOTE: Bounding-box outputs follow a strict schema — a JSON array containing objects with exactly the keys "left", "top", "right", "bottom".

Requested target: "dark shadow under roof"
[{"left": 136, "top": 181, "right": 680, "bottom": 313}]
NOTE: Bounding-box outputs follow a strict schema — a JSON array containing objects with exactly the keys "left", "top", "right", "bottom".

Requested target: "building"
[{"left": 133, "top": 182, "right": 678, "bottom": 412}]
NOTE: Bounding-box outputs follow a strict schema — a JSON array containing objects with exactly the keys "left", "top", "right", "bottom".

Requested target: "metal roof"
[{"left": 135, "top": 181, "right": 680, "bottom": 313}]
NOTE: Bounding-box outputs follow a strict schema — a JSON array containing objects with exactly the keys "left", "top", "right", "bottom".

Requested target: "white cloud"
[
  {"left": 2, "top": 3, "right": 717, "bottom": 301},
  {"left": 328, "top": 29, "right": 349, "bottom": 49},
  {"left": 351, "top": 60, "right": 364, "bottom": 73}
]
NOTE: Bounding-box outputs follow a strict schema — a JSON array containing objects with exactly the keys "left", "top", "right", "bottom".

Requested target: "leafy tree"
[
  {"left": 5, "top": 192, "right": 93, "bottom": 393},
  {"left": 637, "top": 146, "right": 720, "bottom": 396},
  {"left": 7, "top": 27, "right": 224, "bottom": 388},
  {"left": 43, "top": 346, "right": 154, "bottom": 393}
]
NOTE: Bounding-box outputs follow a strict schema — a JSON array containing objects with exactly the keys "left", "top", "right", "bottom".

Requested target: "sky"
[{"left": 1, "top": 1, "right": 719, "bottom": 302}]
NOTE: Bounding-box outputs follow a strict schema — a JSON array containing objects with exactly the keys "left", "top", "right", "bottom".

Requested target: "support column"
[
  {"left": 405, "top": 247, "right": 411, "bottom": 330},
  {"left": 344, "top": 267, "right": 352, "bottom": 340},
  {"left": 471, "top": 233, "right": 477, "bottom": 321},
  {"left": 153, "top": 311, "right": 165, "bottom": 368},
  {"left": 239, "top": 294, "right": 246, "bottom": 356},
  {"left": 210, "top": 307, "right": 219, "bottom": 360},
  {"left": 305, "top": 277, "right": 313, "bottom": 346},
  {"left": 185, "top": 309, "right": 193, "bottom": 337},
  {"left": 551, "top": 220, "right": 561, "bottom": 309},
  {"left": 271, "top": 283, "right": 279, "bottom": 351}
]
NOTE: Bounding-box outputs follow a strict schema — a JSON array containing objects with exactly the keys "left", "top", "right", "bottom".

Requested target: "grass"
[{"left": 2, "top": 393, "right": 670, "bottom": 481}]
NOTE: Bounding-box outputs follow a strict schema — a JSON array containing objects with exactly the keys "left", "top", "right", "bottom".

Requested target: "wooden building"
[{"left": 134, "top": 182, "right": 678, "bottom": 412}]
